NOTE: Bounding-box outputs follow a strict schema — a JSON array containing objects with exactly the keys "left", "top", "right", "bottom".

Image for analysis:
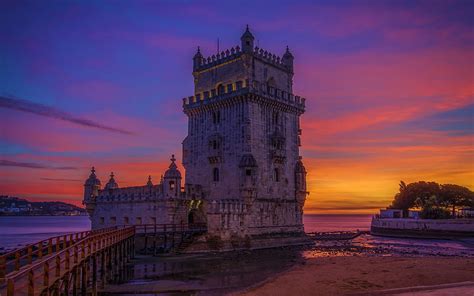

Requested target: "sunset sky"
[{"left": 1, "top": 0, "right": 473, "bottom": 214}]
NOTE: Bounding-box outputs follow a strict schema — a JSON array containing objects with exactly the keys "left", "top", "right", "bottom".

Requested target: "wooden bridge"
[{"left": 0, "top": 224, "right": 206, "bottom": 295}]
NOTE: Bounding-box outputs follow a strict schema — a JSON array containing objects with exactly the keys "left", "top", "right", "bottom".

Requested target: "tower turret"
[
  {"left": 295, "top": 156, "right": 308, "bottom": 206},
  {"left": 147, "top": 175, "right": 153, "bottom": 186},
  {"left": 83, "top": 167, "right": 101, "bottom": 216},
  {"left": 163, "top": 154, "right": 182, "bottom": 198},
  {"left": 240, "top": 25, "right": 254, "bottom": 53},
  {"left": 193, "top": 46, "right": 203, "bottom": 71},
  {"left": 105, "top": 172, "right": 119, "bottom": 190},
  {"left": 282, "top": 46, "right": 294, "bottom": 73}
]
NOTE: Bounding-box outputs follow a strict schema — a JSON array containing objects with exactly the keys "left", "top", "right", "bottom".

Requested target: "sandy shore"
[{"left": 239, "top": 256, "right": 474, "bottom": 295}]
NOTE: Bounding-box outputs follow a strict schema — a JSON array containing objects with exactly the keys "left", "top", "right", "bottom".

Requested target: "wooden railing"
[
  {"left": 0, "top": 227, "right": 134, "bottom": 296},
  {"left": 0, "top": 227, "right": 117, "bottom": 278},
  {"left": 134, "top": 223, "right": 207, "bottom": 235}
]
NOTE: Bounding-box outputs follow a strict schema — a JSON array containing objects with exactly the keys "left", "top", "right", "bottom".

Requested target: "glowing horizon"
[{"left": 1, "top": 1, "right": 473, "bottom": 214}]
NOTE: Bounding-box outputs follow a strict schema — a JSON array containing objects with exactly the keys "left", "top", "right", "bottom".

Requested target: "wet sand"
[{"left": 239, "top": 256, "right": 474, "bottom": 295}]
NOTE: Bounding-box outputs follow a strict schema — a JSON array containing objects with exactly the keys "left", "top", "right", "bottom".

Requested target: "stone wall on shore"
[{"left": 371, "top": 217, "right": 474, "bottom": 238}]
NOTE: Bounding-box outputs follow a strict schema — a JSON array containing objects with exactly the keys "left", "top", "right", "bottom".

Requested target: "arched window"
[
  {"left": 217, "top": 84, "right": 225, "bottom": 95},
  {"left": 272, "top": 111, "right": 279, "bottom": 125},
  {"left": 169, "top": 181, "right": 175, "bottom": 190},
  {"left": 213, "top": 168, "right": 220, "bottom": 182},
  {"left": 273, "top": 168, "right": 280, "bottom": 182},
  {"left": 212, "top": 110, "right": 221, "bottom": 124}
]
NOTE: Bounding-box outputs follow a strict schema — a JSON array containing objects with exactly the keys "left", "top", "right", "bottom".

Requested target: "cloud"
[
  {"left": 0, "top": 95, "right": 135, "bottom": 135},
  {"left": 40, "top": 178, "right": 82, "bottom": 182},
  {"left": 0, "top": 160, "right": 77, "bottom": 170}
]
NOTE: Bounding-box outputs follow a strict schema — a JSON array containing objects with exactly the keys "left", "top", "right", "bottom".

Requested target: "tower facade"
[{"left": 182, "top": 27, "right": 308, "bottom": 239}]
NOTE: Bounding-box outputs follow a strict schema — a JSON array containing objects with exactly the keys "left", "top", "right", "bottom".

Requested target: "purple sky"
[{"left": 1, "top": 0, "right": 473, "bottom": 213}]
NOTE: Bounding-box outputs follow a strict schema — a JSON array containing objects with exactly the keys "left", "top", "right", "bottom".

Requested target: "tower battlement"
[
  {"left": 193, "top": 45, "right": 291, "bottom": 73},
  {"left": 182, "top": 82, "right": 305, "bottom": 113},
  {"left": 192, "top": 26, "right": 295, "bottom": 95}
]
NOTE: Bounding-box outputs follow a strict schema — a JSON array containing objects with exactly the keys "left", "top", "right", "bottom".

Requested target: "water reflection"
[{"left": 102, "top": 248, "right": 304, "bottom": 295}]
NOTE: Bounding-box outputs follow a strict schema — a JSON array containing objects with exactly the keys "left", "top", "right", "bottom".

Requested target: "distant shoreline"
[{"left": 0, "top": 214, "right": 88, "bottom": 217}]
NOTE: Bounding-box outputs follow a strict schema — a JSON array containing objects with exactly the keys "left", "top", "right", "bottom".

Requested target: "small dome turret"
[
  {"left": 164, "top": 154, "right": 182, "bottom": 179},
  {"left": 295, "top": 156, "right": 306, "bottom": 174},
  {"left": 282, "top": 46, "right": 294, "bottom": 72},
  {"left": 147, "top": 175, "right": 153, "bottom": 186},
  {"left": 105, "top": 172, "right": 119, "bottom": 190},
  {"left": 85, "top": 167, "right": 101, "bottom": 186},
  {"left": 193, "top": 46, "right": 203, "bottom": 71},
  {"left": 241, "top": 25, "right": 255, "bottom": 53}
]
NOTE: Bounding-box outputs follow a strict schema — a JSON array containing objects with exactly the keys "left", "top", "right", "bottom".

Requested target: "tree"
[
  {"left": 390, "top": 181, "right": 441, "bottom": 213},
  {"left": 440, "top": 184, "right": 474, "bottom": 217}
]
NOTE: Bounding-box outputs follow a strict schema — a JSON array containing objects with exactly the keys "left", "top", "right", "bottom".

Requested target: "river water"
[
  {"left": 0, "top": 215, "right": 371, "bottom": 250},
  {"left": 1, "top": 215, "right": 473, "bottom": 295}
]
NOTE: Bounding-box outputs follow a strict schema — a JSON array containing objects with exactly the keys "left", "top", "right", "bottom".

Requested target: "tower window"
[
  {"left": 169, "top": 181, "right": 175, "bottom": 190},
  {"left": 227, "top": 84, "right": 233, "bottom": 93},
  {"left": 213, "top": 111, "right": 221, "bottom": 124},
  {"left": 274, "top": 168, "right": 280, "bottom": 182},
  {"left": 246, "top": 169, "right": 252, "bottom": 176},
  {"left": 236, "top": 81, "right": 243, "bottom": 90},
  {"left": 213, "top": 168, "right": 220, "bottom": 182},
  {"left": 272, "top": 111, "right": 279, "bottom": 125},
  {"left": 218, "top": 84, "right": 225, "bottom": 95}
]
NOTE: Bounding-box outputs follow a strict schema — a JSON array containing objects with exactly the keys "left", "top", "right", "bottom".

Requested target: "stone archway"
[{"left": 188, "top": 209, "right": 206, "bottom": 229}]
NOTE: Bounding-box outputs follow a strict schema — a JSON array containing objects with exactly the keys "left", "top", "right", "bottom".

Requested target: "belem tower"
[{"left": 83, "top": 26, "right": 309, "bottom": 249}]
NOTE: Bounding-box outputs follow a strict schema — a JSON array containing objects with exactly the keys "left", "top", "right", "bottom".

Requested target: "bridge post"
[
  {"left": 38, "top": 241, "right": 43, "bottom": 259},
  {"left": 7, "top": 279, "right": 14, "bottom": 296},
  {"left": 131, "top": 236, "right": 135, "bottom": 259},
  {"left": 172, "top": 224, "right": 176, "bottom": 249},
  {"left": 27, "top": 246, "right": 32, "bottom": 265},
  {"left": 92, "top": 254, "right": 98, "bottom": 296},
  {"left": 64, "top": 273, "right": 70, "bottom": 295},
  {"left": 100, "top": 251, "right": 106, "bottom": 288},
  {"left": 55, "top": 255, "right": 61, "bottom": 278},
  {"left": 28, "top": 269, "right": 34, "bottom": 296},
  {"left": 113, "top": 245, "right": 119, "bottom": 282},
  {"left": 43, "top": 261, "right": 49, "bottom": 288},
  {"left": 56, "top": 237, "right": 60, "bottom": 253},
  {"left": 48, "top": 238, "right": 53, "bottom": 255},
  {"left": 72, "top": 267, "right": 78, "bottom": 296},
  {"left": 164, "top": 224, "right": 168, "bottom": 250},
  {"left": 0, "top": 256, "right": 5, "bottom": 283},
  {"left": 107, "top": 247, "right": 112, "bottom": 283},
  {"left": 81, "top": 262, "right": 87, "bottom": 295}
]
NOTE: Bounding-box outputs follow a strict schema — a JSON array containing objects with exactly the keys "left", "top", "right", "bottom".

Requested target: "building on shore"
[
  {"left": 371, "top": 208, "right": 474, "bottom": 238},
  {"left": 83, "top": 27, "right": 309, "bottom": 248}
]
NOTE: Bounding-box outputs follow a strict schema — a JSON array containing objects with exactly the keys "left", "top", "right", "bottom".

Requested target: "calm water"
[
  {"left": 0, "top": 214, "right": 371, "bottom": 250},
  {"left": 1, "top": 215, "right": 473, "bottom": 258},
  {"left": 0, "top": 216, "right": 91, "bottom": 251},
  {"left": 2, "top": 215, "right": 473, "bottom": 295}
]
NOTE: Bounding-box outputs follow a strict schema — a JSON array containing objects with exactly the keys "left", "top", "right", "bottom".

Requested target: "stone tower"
[{"left": 182, "top": 26, "right": 308, "bottom": 240}]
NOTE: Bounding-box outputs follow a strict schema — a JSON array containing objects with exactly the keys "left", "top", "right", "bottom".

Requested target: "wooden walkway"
[
  {"left": 0, "top": 227, "right": 135, "bottom": 296},
  {"left": 0, "top": 223, "right": 207, "bottom": 295}
]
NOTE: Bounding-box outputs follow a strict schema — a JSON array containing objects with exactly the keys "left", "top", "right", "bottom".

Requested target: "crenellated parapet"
[
  {"left": 96, "top": 184, "right": 165, "bottom": 203},
  {"left": 194, "top": 45, "right": 243, "bottom": 72},
  {"left": 252, "top": 46, "right": 292, "bottom": 72},
  {"left": 182, "top": 82, "right": 306, "bottom": 114},
  {"left": 193, "top": 44, "right": 292, "bottom": 73}
]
